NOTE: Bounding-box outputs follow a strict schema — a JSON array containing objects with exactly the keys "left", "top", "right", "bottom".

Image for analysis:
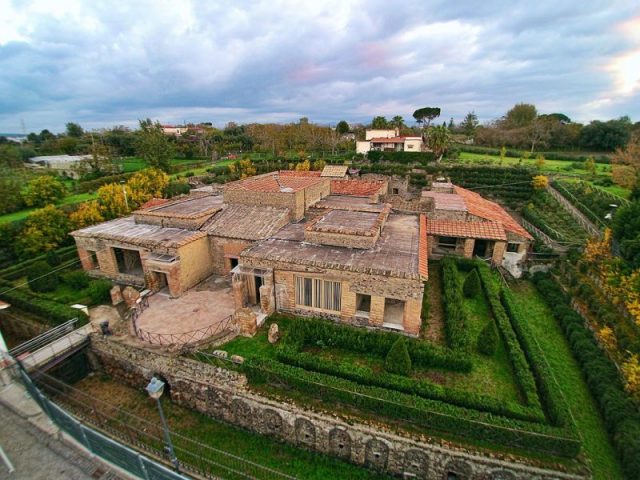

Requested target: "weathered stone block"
[
  {"left": 231, "top": 398, "right": 252, "bottom": 427},
  {"left": 329, "top": 428, "right": 351, "bottom": 460},
  {"left": 365, "top": 438, "right": 389, "bottom": 471},
  {"left": 110, "top": 285, "right": 123, "bottom": 305},
  {"left": 230, "top": 354, "right": 244, "bottom": 364},
  {"left": 403, "top": 449, "right": 429, "bottom": 479},
  {"left": 212, "top": 350, "right": 228, "bottom": 359},
  {"left": 268, "top": 323, "right": 280, "bottom": 344},
  {"left": 121, "top": 286, "right": 140, "bottom": 306},
  {"left": 234, "top": 308, "right": 257, "bottom": 337},
  {"left": 295, "top": 418, "right": 316, "bottom": 448},
  {"left": 261, "top": 409, "right": 283, "bottom": 436}
]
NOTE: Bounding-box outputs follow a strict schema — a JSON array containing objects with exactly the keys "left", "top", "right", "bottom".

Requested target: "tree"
[
  {"left": 237, "top": 158, "right": 257, "bottom": 178},
  {"left": 294, "top": 159, "right": 311, "bottom": 171},
  {"left": 463, "top": 269, "right": 481, "bottom": 297},
  {"left": 136, "top": 119, "right": 174, "bottom": 171},
  {"left": 579, "top": 118, "right": 631, "bottom": 151},
  {"left": 336, "top": 120, "right": 350, "bottom": 135},
  {"left": 65, "top": 122, "right": 84, "bottom": 138},
  {"left": 19, "top": 205, "right": 69, "bottom": 256},
  {"left": 127, "top": 168, "right": 169, "bottom": 205},
  {"left": 73, "top": 136, "right": 118, "bottom": 178},
  {"left": 0, "top": 176, "right": 25, "bottom": 214},
  {"left": 427, "top": 125, "right": 451, "bottom": 163},
  {"left": 23, "top": 175, "right": 68, "bottom": 207},
  {"left": 390, "top": 116, "right": 405, "bottom": 129},
  {"left": 612, "top": 200, "right": 640, "bottom": 268},
  {"left": 69, "top": 201, "right": 104, "bottom": 229},
  {"left": 585, "top": 156, "right": 596, "bottom": 176},
  {"left": 611, "top": 137, "right": 640, "bottom": 189},
  {"left": 503, "top": 103, "right": 537, "bottom": 129},
  {"left": 385, "top": 337, "right": 412, "bottom": 376},
  {"left": 96, "top": 183, "right": 133, "bottom": 219},
  {"left": 371, "top": 116, "right": 389, "bottom": 129},
  {"left": 477, "top": 321, "right": 498, "bottom": 356},
  {"left": 535, "top": 154, "right": 546, "bottom": 170},
  {"left": 526, "top": 117, "right": 552, "bottom": 152},
  {"left": 532, "top": 175, "right": 549, "bottom": 190},
  {"left": 413, "top": 107, "right": 441, "bottom": 129}
]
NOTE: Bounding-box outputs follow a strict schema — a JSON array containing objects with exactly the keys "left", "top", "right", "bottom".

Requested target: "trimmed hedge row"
[
  {"left": 0, "top": 246, "right": 78, "bottom": 281},
  {"left": 441, "top": 257, "right": 472, "bottom": 350},
  {"left": 474, "top": 263, "right": 542, "bottom": 411},
  {"left": 500, "top": 288, "right": 573, "bottom": 429},
  {"left": 533, "top": 273, "right": 640, "bottom": 479},
  {"left": 367, "top": 151, "right": 436, "bottom": 164},
  {"left": 278, "top": 314, "right": 471, "bottom": 372},
  {"left": 76, "top": 172, "right": 137, "bottom": 193},
  {"left": 276, "top": 344, "right": 545, "bottom": 423},
  {"left": 0, "top": 278, "right": 88, "bottom": 326},
  {"left": 244, "top": 357, "right": 580, "bottom": 457},
  {"left": 457, "top": 145, "right": 611, "bottom": 164}
]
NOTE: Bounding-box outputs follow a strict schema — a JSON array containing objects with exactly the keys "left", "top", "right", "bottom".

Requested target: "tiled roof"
[
  {"left": 427, "top": 218, "right": 507, "bottom": 241},
  {"left": 454, "top": 186, "right": 533, "bottom": 240},
  {"left": 225, "top": 173, "right": 325, "bottom": 193},
  {"left": 135, "top": 194, "right": 223, "bottom": 219},
  {"left": 278, "top": 170, "right": 322, "bottom": 177},
  {"left": 139, "top": 198, "right": 170, "bottom": 209},
  {"left": 330, "top": 180, "right": 386, "bottom": 197},
  {"left": 320, "top": 165, "right": 349, "bottom": 177},
  {"left": 204, "top": 205, "right": 290, "bottom": 240}
]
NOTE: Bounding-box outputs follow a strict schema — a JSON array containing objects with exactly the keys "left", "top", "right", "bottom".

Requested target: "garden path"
[{"left": 423, "top": 262, "right": 444, "bottom": 344}]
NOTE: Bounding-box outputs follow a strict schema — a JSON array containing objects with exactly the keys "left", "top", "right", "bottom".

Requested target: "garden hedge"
[
  {"left": 441, "top": 257, "right": 472, "bottom": 350},
  {"left": 0, "top": 245, "right": 78, "bottom": 281},
  {"left": 244, "top": 357, "right": 580, "bottom": 457},
  {"left": 0, "top": 278, "right": 88, "bottom": 325},
  {"left": 366, "top": 151, "right": 436, "bottom": 164},
  {"left": 457, "top": 145, "right": 611, "bottom": 164},
  {"left": 532, "top": 273, "right": 640, "bottom": 478}
]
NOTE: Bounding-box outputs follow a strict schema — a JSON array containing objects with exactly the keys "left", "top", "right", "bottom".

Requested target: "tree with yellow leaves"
[
  {"left": 69, "top": 201, "right": 104, "bottom": 229},
  {"left": 531, "top": 175, "right": 549, "bottom": 190},
  {"left": 596, "top": 325, "right": 617, "bottom": 351},
  {"left": 621, "top": 354, "right": 640, "bottom": 403},
  {"left": 535, "top": 154, "right": 545, "bottom": 170},
  {"left": 19, "top": 205, "right": 69, "bottom": 256},
  {"left": 295, "top": 159, "right": 311, "bottom": 171},
  {"left": 127, "top": 168, "right": 169, "bottom": 205},
  {"left": 237, "top": 159, "right": 256, "bottom": 179},
  {"left": 96, "top": 183, "right": 133, "bottom": 219},
  {"left": 312, "top": 159, "right": 326, "bottom": 171}
]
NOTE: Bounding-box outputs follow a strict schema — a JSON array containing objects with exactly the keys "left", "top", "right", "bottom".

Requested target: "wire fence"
[
  {"left": 21, "top": 367, "right": 297, "bottom": 480},
  {"left": 135, "top": 314, "right": 234, "bottom": 346}
]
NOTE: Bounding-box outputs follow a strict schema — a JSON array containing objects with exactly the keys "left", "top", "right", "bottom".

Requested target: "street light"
[
  {"left": 120, "top": 180, "right": 129, "bottom": 211},
  {"left": 145, "top": 376, "right": 180, "bottom": 473}
]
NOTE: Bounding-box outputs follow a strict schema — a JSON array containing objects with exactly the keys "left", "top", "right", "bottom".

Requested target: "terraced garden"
[
  {"left": 197, "top": 258, "right": 592, "bottom": 474},
  {"left": 522, "top": 191, "right": 590, "bottom": 244}
]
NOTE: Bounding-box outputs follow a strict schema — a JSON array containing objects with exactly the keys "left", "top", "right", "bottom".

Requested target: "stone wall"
[
  {"left": 90, "top": 337, "right": 586, "bottom": 480},
  {"left": 209, "top": 236, "right": 252, "bottom": 275},
  {"left": 223, "top": 189, "right": 305, "bottom": 221},
  {"left": 177, "top": 236, "right": 214, "bottom": 293},
  {"left": 303, "top": 179, "right": 331, "bottom": 208}
]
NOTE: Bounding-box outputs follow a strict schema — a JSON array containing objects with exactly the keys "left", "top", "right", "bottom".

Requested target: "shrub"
[
  {"left": 477, "top": 321, "right": 498, "bottom": 356},
  {"left": 87, "top": 279, "right": 112, "bottom": 304},
  {"left": 46, "top": 250, "right": 62, "bottom": 267},
  {"left": 61, "top": 270, "right": 89, "bottom": 290},
  {"left": 385, "top": 338, "right": 412, "bottom": 376},
  {"left": 420, "top": 281, "right": 430, "bottom": 325},
  {"left": 27, "top": 261, "right": 58, "bottom": 293},
  {"left": 164, "top": 180, "right": 191, "bottom": 198},
  {"left": 442, "top": 257, "right": 472, "bottom": 350},
  {"left": 463, "top": 268, "right": 481, "bottom": 298}
]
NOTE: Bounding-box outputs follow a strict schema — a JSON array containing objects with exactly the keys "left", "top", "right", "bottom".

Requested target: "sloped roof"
[
  {"left": 421, "top": 191, "right": 468, "bottom": 211},
  {"left": 320, "top": 165, "right": 349, "bottom": 177},
  {"left": 204, "top": 204, "right": 290, "bottom": 240},
  {"left": 331, "top": 180, "right": 386, "bottom": 197},
  {"left": 426, "top": 218, "right": 507, "bottom": 241},
  {"left": 454, "top": 186, "right": 533, "bottom": 240},
  {"left": 71, "top": 217, "right": 205, "bottom": 249},
  {"left": 278, "top": 170, "right": 322, "bottom": 177},
  {"left": 369, "top": 137, "right": 406, "bottom": 143},
  {"left": 225, "top": 173, "right": 325, "bottom": 193}
]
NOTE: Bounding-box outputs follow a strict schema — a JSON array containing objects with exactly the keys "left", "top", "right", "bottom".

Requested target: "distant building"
[
  {"left": 28, "top": 155, "right": 92, "bottom": 179},
  {"left": 356, "top": 128, "right": 423, "bottom": 154},
  {"left": 161, "top": 124, "right": 206, "bottom": 136}
]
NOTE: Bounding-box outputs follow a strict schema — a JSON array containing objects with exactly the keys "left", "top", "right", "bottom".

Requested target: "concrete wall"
[
  {"left": 365, "top": 129, "right": 398, "bottom": 140},
  {"left": 90, "top": 337, "right": 585, "bottom": 480},
  {"left": 403, "top": 138, "right": 423, "bottom": 152},
  {"left": 177, "top": 236, "right": 215, "bottom": 293}
]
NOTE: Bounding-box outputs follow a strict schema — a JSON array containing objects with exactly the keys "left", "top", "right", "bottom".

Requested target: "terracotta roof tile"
[
  {"left": 421, "top": 191, "right": 468, "bottom": 211},
  {"left": 204, "top": 205, "right": 290, "bottom": 240},
  {"left": 330, "top": 180, "right": 386, "bottom": 197},
  {"left": 320, "top": 165, "right": 349, "bottom": 177},
  {"left": 454, "top": 186, "right": 533, "bottom": 240},
  {"left": 369, "top": 137, "right": 406, "bottom": 143},
  {"left": 277, "top": 170, "right": 322, "bottom": 177},
  {"left": 226, "top": 174, "right": 325, "bottom": 193},
  {"left": 419, "top": 214, "right": 428, "bottom": 280},
  {"left": 426, "top": 219, "right": 507, "bottom": 241}
]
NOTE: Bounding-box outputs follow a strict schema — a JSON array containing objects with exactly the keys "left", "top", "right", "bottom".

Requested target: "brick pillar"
[
  {"left": 259, "top": 285, "right": 275, "bottom": 314},
  {"left": 340, "top": 283, "right": 356, "bottom": 321},
  {"left": 235, "top": 308, "right": 258, "bottom": 337},
  {"left": 369, "top": 296, "right": 385, "bottom": 326},
  {"left": 232, "top": 275, "right": 247, "bottom": 310},
  {"left": 167, "top": 266, "right": 182, "bottom": 297},
  {"left": 402, "top": 298, "right": 422, "bottom": 336},
  {"left": 492, "top": 241, "right": 506, "bottom": 265},
  {"left": 77, "top": 247, "right": 95, "bottom": 270},
  {"left": 463, "top": 238, "right": 475, "bottom": 258},
  {"left": 96, "top": 247, "right": 118, "bottom": 275}
]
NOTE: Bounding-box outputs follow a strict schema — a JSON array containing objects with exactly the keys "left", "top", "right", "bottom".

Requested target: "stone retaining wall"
[{"left": 90, "top": 337, "right": 586, "bottom": 480}]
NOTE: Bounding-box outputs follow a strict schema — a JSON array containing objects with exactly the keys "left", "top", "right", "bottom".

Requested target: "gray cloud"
[{"left": 0, "top": 0, "right": 638, "bottom": 133}]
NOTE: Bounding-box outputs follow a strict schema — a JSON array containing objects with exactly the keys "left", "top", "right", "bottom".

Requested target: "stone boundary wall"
[{"left": 90, "top": 337, "right": 586, "bottom": 480}]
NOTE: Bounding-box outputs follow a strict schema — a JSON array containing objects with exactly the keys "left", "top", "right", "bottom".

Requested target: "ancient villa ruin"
[{"left": 72, "top": 166, "right": 531, "bottom": 336}]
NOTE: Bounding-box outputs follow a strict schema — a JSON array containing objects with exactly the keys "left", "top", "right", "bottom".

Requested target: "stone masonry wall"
[
  {"left": 177, "top": 236, "right": 215, "bottom": 292},
  {"left": 223, "top": 189, "right": 303, "bottom": 221},
  {"left": 90, "top": 337, "right": 585, "bottom": 480},
  {"left": 209, "top": 237, "right": 252, "bottom": 275}
]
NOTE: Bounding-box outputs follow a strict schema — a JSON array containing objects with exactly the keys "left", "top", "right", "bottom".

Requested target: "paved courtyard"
[{"left": 135, "top": 276, "right": 235, "bottom": 344}]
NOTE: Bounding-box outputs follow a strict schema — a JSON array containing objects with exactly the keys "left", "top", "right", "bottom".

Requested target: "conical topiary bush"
[
  {"left": 463, "top": 268, "right": 481, "bottom": 298},
  {"left": 385, "top": 337, "right": 412, "bottom": 376},
  {"left": 477, "top": 320, "right": 498, "bottom": 356}
]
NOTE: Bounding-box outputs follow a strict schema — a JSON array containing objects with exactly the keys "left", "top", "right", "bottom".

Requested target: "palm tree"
[
  {"left": 391, "top": 115, "right": 405, "bottom": 130},
  {"left": 427, "top": 125, "right": 451, "bottom": 163}
]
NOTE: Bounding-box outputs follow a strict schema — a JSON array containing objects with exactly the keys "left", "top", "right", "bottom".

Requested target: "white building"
[{"left": 356, "top": 128, "right": 424, "bottom": 155}]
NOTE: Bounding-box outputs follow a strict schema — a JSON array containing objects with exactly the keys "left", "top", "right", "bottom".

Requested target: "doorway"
[
  {"left": 473, "top": 239, "right": 487, "bottom": 257},
  {"left": 383, "top": 298, "right": 405, "bottom": 329}
]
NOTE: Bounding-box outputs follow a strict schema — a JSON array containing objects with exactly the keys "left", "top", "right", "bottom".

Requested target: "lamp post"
[
  {"left": 120, "top": 180, "right": 129, "bottom": 211},
  {"left": 145, "top": 376, "right": 180, "bottom": 473}
]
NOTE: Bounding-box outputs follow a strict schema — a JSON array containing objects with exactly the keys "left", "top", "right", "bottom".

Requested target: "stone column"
[
  {"left": 402, "top": 298, "right": 422, "bottom": 336},
  {"left": 492, "top": 241, "right": 507, "bottom": 265},
  {"left": 232, "top": 275, "right": 247, "bottom": 310},
  {"left": 235, "top": 308, "right": 258, "bottom": 337},
  {"left": 463, "top": 238, "right": 475, "bottom": 258},
  {"left": 259, "top": 285, "right": 275, "bottom": 314}
]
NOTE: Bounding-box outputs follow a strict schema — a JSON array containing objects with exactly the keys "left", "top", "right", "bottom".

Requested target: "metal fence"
[
  {"left": 17, "top": 368, "right": 192, "bottom": 480},
  {"left": 136, "top": 314, "right": 234, "bottom": 346},
  {"left": 9, "top": 318, "right": 78, "bottom": 357}
]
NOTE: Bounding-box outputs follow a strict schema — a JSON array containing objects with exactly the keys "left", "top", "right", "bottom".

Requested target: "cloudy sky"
[{"left": 1, "top": 0, "right": 639, "bottom": 133}]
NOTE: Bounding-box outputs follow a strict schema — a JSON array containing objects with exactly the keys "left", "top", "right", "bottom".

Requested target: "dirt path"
[{"left": 423, "top": 262, "right": 445, "bottom": 345}]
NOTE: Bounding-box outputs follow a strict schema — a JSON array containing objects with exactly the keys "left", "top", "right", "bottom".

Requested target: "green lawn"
[
  {"left": 509, "top": 281, "right": 623, "bottom": 480},
  {"left": 0, "top": 192, "right": 98, "bottom": 225},
  {"left": 70, "top": 375, "right": 390, "bottom": 480}
]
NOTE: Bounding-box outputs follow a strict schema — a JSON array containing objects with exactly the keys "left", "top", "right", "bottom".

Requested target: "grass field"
[
  {"left": 0, "top": 192, "right": 97, "bottom": 225},
  {"left": 509, "top": 281, "right": 623, "bottom": 480}
]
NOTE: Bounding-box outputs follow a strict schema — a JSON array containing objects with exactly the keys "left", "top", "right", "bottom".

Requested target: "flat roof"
[
  {"left": 421, "top": 191, "right": 468, "bottom": 211},
  {"left": 310, "top": 209, "right": 380, "bottom": 235},
  {"left": 140, "top": 195, "right": 223, "bottom": 218},
  {"left": 314, "top": 195, "right": 387, "bottom": 212},
  {"left": 243, "top": 214, "right": 421, "bottom": 279},
  {"left": 72, "top": 217, "right": 206, "bottom": 249},
  {"left": 225, "top": 173, "right": 325, "bottom": 193}
]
